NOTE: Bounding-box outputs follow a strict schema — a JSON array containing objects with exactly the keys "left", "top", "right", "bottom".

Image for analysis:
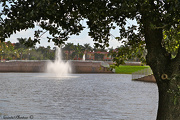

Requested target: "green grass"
[{"left": 115, "top": 65, "right": 150, "bottom": 74}]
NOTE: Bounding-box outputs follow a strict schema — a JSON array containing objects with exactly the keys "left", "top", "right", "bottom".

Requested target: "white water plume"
[
  {"left": 46, "top": 46, "right": 71, "bottom": 77},
  {"left": 82, "top": 54, "right": 85, "bottom": 61}
]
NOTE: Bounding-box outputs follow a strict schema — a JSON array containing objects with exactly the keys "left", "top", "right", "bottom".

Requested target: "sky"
[
  {"left": 6, "top": 20, "right": 137, "bottom": 49},
  {"left": 6, "top": 25, "right": 123, "bottom": 49}
]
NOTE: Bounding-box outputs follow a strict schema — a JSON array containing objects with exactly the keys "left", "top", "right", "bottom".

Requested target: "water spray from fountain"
[
  {"left": 82, "top": 54, "right": 85, "bottom": 61},
  {"left": 46, "top": 46, "right": 72, "bottom": 77}
]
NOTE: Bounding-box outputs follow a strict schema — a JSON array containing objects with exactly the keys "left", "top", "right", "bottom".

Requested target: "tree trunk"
[
  {"left": 156, "top": 74, "right": 180, "bottom": 120},
  {"left": 143, "top": 20, "right": 180, "bottom": 119}
]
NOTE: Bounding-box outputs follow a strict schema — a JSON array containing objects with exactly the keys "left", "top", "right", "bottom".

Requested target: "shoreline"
[{"left": 0, "top": 60, "right": 112, "bottom": 73}]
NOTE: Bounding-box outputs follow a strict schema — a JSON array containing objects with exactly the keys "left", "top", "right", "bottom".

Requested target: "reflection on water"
[{"left": 0, "top": 73, "right": 158, "bottom": 120}]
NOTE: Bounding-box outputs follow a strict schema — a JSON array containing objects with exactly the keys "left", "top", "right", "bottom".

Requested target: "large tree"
[{"left": 1, "top": 0, "right": 180, "bottom": 119}]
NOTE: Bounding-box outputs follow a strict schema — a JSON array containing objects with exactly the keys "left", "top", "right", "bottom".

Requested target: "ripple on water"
[{"left": 0, "top": 73, "right": 158, "bottom": 120}]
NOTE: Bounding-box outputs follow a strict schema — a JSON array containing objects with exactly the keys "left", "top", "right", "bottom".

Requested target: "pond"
[{"left": 0, "top": 73, "right": 158, "bottom": 120}]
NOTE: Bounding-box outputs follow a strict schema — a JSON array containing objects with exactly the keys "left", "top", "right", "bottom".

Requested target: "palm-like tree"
[
  {"left": 17, "top": 48, "right": 26, "bottom": 60},
  {"left": 93, "top": 45, "right": 107, "bottom": 52},
  {"left": 73, "top": 43, "right": 84, "bottom": 60},
  {"left": 83, "top": 43, "right": 93, "bottom": 52},
  {"left": 83, "top": 43, "right": 93, "bottom": 60},
  {"left": 63, "top": 43, "right": 74, "bottom": 60}
]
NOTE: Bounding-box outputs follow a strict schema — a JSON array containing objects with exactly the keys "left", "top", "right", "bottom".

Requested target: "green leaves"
[
  {"left": 0, "top": 0, "right": 180, "bottom": 65},
  {"left": 17, "top": 37, "right": 38, "bottom": 47},
  {"left": 162, "top": 25, "right": 180, "bottom": 57},
  {"left": 0, "top": 0, "right": 85, "bottom": 45},
  {"left": 167, "top": 85, "right": 180, "bottom": 105}
]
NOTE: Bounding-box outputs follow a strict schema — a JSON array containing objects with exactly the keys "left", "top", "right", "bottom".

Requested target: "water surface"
[{"left": 0, "top": 73, "right": 158, "bottom": 120}]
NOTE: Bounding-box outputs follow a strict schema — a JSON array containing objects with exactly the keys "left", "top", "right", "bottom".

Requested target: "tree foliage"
[
  {"left": 0, "top": 40, "right": 55, "bottom": 60},
  {"left": 163, "top": 25, "right": 180, "bottom": 57},
  {"left": 1, "top": 0, "right": 179, "bottom": 62}
]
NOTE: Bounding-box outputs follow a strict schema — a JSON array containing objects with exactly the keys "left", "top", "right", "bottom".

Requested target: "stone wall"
[
  {"left": 70, "top": 61, "right": 112, "bottom": 73},
  {"left": 0, "top": 61, "right": 112, "bottom": 73},
  {"left": 0, "top": 61, "right": 47, "bottom": 72}
]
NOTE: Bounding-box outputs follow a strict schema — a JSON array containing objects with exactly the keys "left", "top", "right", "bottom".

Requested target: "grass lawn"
[{"left": 115, "top": 65, "right": 150, "bottom": 74}]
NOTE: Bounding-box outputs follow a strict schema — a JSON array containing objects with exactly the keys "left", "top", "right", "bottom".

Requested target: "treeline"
[
  {"left": 0, "top": 41, "right": 111, "bottom": 61},
  {"left": 0, "top": 41, "right": 55, "bottom": 60},
  {"left": 0, "top": 41, "right": 145, "bottom": 62},
  {"left": 62, "top": 43, "right": 109, "bottom": 60}
]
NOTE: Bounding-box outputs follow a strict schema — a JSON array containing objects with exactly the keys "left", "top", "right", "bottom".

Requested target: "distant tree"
[
  {"left": 13, "top": 49, "right": 20, "bottom": 60},
  {"left": 6, "top": 41, "right": 14, "bottom": 51},
  {"left": 94, "top": 53, "right": 104, "bottom": 61},
  {"left": 83, "top": 43, "right": 93, "bottom": 52},
  {"left": 45, "top": 46, "right": 55, "bottom": 60},
  {"left": 93, "top": 46, "right": 107, "bottom": 52},
  {"left": 0, "top": 41, "right": 15, "bottom": 60},
  {"left": 83, "top": 43, "right": 93, "bottom": 60},
  {"left": 72, "top": 43, "right": 84, "bottom": 60},
  {"left": 63, "top": 43, "right": 74, "bottom": 60},
  {"left": 29, "top": 49, "right": 43, "bottom": 60},
  {"left": 14, "top": 38, "right": 28, "bottom": 49}
]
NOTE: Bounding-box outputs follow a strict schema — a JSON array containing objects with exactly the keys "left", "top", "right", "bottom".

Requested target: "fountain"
[
  {"left": 82, "top": 54, "right": 85, "bottom": 61},
  {"left": 46, "top": 46, "right": 72, "bottom": 77}
]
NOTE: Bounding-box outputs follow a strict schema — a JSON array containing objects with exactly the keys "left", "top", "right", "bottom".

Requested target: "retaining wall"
[
  {"left": 0, "top": 61, "right": 112, "bottom": 73},
  {"left": 0, "top": 61, "right": 47, "bottom": 72},
  {"left": 70, "top": 61, "right": 112, "bottom": 73}
]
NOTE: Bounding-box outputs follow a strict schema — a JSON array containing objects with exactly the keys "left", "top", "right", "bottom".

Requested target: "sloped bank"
[
  {"left": 0, "top": 60, "right": 113, "bottom": 73},
  {"left": 132, "top": 67, "right": 156, "bottom": 82},
  {"left": 133, "top": 74, "right": 156, "bottom": 82}
]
